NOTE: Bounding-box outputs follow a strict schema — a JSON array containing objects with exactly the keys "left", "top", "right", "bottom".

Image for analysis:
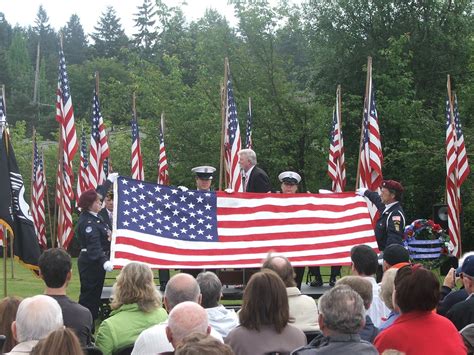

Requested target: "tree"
[
  {"left": 5, "top": 29, "right": 35, "bottom": 126},
  {"left": 132, "top": 0, "right": 157, "bottom": 59},
  {"left": 29, "top": 6, "right": 58, "bottom": 90},
  {"left": 62, "top": 14, "right": 89, "bottom": 64},
  {"left": 91, "top": 6, "right": 129, "bottom": 58},
  {"left": 0, "top": 12, "right": 12, "bottom": 87}
]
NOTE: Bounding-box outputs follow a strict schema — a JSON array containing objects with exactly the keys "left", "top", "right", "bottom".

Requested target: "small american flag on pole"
[
  {"left": 357, "top": 58, "right": 383, "bottom": 223},
  {"left": 131, "top": 111, "right": 144, "bottom": 181},
  {"left": 157, "top": 113, "right": 169, "bottom": 185},
  {"left": 111, "top": 177, "right": 377, "bottom": 268},
  {"left": 55, "top": 49, "right": 77, "bottom": 195},
  {"left": 224, "top": 61, "right": 243, "bottom": 192},
  {"left": 31, "top": 135, "right": 47, "bottom": 249},
  {"left": 55, "top": 48, "right": 77, "bottom": 249},
  {"left": 446, "top": 78, "right": 470, "bottom": 258},
  {"left": 88, "top": 90, "right": 110, "bottom": 189},
  {"left": 76, "top": 128, "right": 89, "bottom": 200},
  {"left": 328, "top": 86, "right": 346, "bottom": 193}
]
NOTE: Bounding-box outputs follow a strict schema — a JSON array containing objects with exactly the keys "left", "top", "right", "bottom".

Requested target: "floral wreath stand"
[{"left": 403, "top": 219, "right": 453, "bottom": 270}]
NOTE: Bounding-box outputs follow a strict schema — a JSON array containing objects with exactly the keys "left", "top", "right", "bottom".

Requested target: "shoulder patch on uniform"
[{"left": 85, "top": 226, "right": 93, "bottom": 234}]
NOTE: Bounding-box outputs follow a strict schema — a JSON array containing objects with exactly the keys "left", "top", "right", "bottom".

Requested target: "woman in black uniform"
[{"left": 77, "top": 173, "right": 117, "bottom": 321}]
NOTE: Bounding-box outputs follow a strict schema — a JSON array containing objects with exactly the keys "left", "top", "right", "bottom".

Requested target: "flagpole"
[
  {"left": 2, "top": 89, "right": 14, "bottom": 278},
  {"left": 42, "top": 150, "right": 53, "bottom": 248},
  {"left": 355, "top": 57, "right": 372, "bottom": 189},
  {"left": 52, "top": 129, "right": 59, "bottom": 248},
  {"left": 218, "top": 58, "right": 228, "bottom": 191},
  {"left": 9, "top": 233, "right": 13, "bottom": 279}
]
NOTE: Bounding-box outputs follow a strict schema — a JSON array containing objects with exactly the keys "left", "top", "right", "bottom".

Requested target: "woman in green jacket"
[{"left": 96, "top": 262, "right": 168, "bottom": 355}]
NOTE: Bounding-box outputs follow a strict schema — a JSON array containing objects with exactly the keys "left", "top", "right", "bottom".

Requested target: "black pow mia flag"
[{"left": 0, "top": 127, "right": 41, "bottom": 271}]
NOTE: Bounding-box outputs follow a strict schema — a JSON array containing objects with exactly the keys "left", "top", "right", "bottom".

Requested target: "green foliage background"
[{"left": 1, "top": 0, "right": 474, "bottom": 250}]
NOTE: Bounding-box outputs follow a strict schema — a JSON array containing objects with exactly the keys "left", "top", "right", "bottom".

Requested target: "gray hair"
[
  {"left": 318, "top": 285, "right": 365, "bottom": 334},
  {"left": 379, "top": 268, "right": 398, "bottom": 310},
  {"left": 196, "top": 272, "right": 222, "bottom": 309},
  {"left": 165, "top": 273, "right": 201, "bottom": 311},
  {"left": 15, "top": 295, "right": 63, "bottom": 342},
  {"left": 167, "top": 301, "right": 208, "bottom": 345},
  {"left": 238, "top": 149, "right": 257, "bottom": 165}
]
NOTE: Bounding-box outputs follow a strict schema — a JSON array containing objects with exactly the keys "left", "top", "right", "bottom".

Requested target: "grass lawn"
[
  {"left": 0, "top": 257, "right": 121, "bottom": 301},
  {"left": 1, "top": 257, "right": 355, "bottom": 302}
]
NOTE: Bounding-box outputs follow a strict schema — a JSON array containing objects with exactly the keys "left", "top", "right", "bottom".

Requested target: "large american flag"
[
  {"left": 224, "top": 63, "right": 243, "bottom": 192},
  {"left": 131, "top": 113, "right": 144, "bottom": 180},
  {"left": 88, "top": 90, "right": 110, "bottom": 189},
  {"left": 111, "top": 177, "right": 377, "bottom": 268},
  {"left": 358, "top": 62, "right": 383, "bottom": 223},
  {"left": 157, "top": 113, "right": 169, "bottom": 185},
  {"left": 328, "top": 86, "right": 346, "bottom": 192},
  {"left": 446, "top": 91, "right": 470, "bottom": 258},
  {"left": 55, "top": 49, "right": 77, "bottom": 249},
  {"left": 31, "top": 136, "right": 47, "bottom": 249},
  {"left": 245, "top": 97, "right": 253, "bottom": 150},
  {"left": 76, "top": 128, "right": 89, "bottom": 201}
]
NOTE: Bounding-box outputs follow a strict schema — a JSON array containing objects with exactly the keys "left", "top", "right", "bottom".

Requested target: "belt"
[{"left": 80, "top": 248, "right": 87, "bottom": 252}]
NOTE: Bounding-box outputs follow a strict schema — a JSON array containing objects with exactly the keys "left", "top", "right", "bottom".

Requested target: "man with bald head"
[
  {"left": 165, "top": 302, "right": 210, "bottom": 352},
  {"left": 262, "top": 254, "right": 319, "bottom": 331},
  {"left": 132, "top": 273, "right": 223, "bottom": 355}
]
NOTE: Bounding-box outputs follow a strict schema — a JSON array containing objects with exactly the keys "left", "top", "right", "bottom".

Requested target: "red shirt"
[{"left": 374, "top": 311, "right": 466, "bottom": 355}]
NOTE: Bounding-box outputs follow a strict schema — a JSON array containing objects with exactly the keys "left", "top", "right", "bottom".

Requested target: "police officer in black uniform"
[
  {"left": 356, "top": 179, "right": 406, "bottom": 251},
  {"left": 77, "top": 173, "right": 117, "bottom": 322}
]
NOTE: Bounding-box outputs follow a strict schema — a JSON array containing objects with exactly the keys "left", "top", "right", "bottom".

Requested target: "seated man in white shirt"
[
  {"left": 350, "top": 245, "right": 390, "bottom": 327},
  {"left": 132, "top": 273, "right": 223, "bottom": 355}
]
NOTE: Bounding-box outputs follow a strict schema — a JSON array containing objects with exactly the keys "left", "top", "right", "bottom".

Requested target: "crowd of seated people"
[{"left": 3, "top": 245, "right": 474, "bottom": 354}]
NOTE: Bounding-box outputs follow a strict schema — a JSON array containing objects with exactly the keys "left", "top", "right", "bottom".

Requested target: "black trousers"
[
  {"left": 308, "top": 266, "right": 342, "bottom": 279},
  {"left": 78, "top": 254, "right": 106, "bottom": 321}
]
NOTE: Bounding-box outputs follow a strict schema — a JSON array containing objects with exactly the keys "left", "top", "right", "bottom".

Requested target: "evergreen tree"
[
  {"left": 0, "top": 12, "right": 13, "bottom": 87},
  {"left": 62, "top": 14, "right": 88, "bottom": 64},
  {"left": 133, "top": 0, "right": 157, "bottom": 59},
  {"left": 29, "top": 6, "right": 58, "bottom": 93},
  {"left": 5, "top": 29, "right": 35, "bottom": 126},
  {"left": 91, "top": 6, "right": 129, "bottom": 58}
]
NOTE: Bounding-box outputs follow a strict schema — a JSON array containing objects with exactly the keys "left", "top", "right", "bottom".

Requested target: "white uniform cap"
[
  {"left": 278, "top": 171, "right": 301, "bottom": 184},
  {"left": 191, "top": 166, "right": 216, "bottom": 180}
]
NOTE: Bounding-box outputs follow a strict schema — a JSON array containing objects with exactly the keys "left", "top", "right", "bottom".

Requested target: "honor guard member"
[
  {"left": 356, "top": 180, "right": 406, "bottom": 251},
  {"left": 77, "top": 173, "right": 118, "bottom": 323},
  {"left": 278, "top": 171, "right": 306, "bottom": 289},
  {"left": 180, "top": 166, "right": 217, "bottom": 278},
  {"left": 192, "top": 165, "right": 216, "bottom": 191}
]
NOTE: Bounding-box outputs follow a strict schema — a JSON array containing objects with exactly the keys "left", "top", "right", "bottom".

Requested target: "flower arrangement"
[{"left": 403, "top": 219, "right": 452, "bottom": 269}]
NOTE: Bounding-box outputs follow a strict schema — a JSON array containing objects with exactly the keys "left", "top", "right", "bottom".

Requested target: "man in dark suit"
[
  {"left": 238, "top": 149, "right": 271, "bottom": 193},
  {"left": 98, "top": 190, "right": 113, "bottom": 230}
]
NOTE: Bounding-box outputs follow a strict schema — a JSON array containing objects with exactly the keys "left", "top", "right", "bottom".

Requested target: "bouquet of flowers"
[{"left": 403, "top": 219, "right": 452, "bottom": 269}]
